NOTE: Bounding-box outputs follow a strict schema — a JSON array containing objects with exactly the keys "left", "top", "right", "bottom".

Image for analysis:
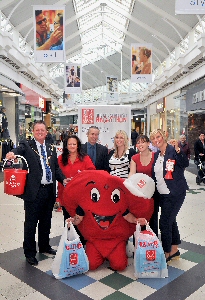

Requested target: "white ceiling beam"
[
  {"left": 103, "top": 19, "right": 167, "bottom": 58},
  {"left": 0, "top": 0, "right": 15, "bottom": 10},
  {"left": 105, "top": 0, "right": 177, "bottom": 48},
  {"left": 137, "top": 0, "right": 192, "bottom": 33}
]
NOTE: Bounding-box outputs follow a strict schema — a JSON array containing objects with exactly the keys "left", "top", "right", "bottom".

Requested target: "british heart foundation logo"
[
  {"left": 82, "top": 109, "right": 94, "bottom": 124},
  {"left": 137, "top": 179, "right": 146, "bottom": 189}
]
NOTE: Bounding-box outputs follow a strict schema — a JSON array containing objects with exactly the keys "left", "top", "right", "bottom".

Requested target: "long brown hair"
[{"left": 61, "top": 135, "right": 86, "bottom": 166}]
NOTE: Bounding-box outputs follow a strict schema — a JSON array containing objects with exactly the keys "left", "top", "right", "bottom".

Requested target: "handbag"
[
  {"left": 52, "top": 223, "right": 89, "bottom": 279},
  {"left": 134, "top": 223, "right": 168, "bottom": 278}
]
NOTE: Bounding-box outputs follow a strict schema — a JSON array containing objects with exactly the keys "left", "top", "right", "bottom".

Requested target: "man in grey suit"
[
  {"left": 81, "top": 126, "right": 109, "bottom": 171},
  {"left": 6, "top": 121, "right": 69, "bottom": 266}
]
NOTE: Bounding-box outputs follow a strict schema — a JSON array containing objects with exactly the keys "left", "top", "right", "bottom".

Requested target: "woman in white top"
[
  {"left": 150, "top": 129, "right": 189, "bottom": 262},
  {"left": 108, "top": 130, "right": 136, "bottom": 179}
]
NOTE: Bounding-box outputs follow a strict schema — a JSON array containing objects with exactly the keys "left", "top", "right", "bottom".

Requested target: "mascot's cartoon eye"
[
  {"left": 111, "top": 189, "right": 120, "bottom": 203},
  {"left": 91, "top": 188, "right": 100, "bottom": 202}
]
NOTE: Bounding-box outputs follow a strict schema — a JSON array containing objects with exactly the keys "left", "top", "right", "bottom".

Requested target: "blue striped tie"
[{"left": 40, "top": 145, "right": 51, "bottom": 182}]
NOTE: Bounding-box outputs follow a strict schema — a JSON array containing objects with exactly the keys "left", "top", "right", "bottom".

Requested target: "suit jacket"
[
  {"left": 12, "top": 139, "right": 65, "bottom": 202},
  {"left": 194, "top": 139, "right": 205, "bottom": 161},
  {"left": 152, "top": 144, "right": 189, "bottom": 197},
  {"left": 82, "top": 142, "right": 109, "bottom": 171}
]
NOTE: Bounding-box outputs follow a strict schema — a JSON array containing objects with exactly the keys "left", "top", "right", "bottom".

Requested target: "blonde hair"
[
  {"left": 150, "top": 129, "right": 167, "bottom": 142},
  {"left": 114, "top": 130, "right": 129, "bottom": 157}
]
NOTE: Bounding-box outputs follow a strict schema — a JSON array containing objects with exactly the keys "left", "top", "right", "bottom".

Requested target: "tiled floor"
[{"left": 0, "top": 169, "right": 205, "bottom": 300}]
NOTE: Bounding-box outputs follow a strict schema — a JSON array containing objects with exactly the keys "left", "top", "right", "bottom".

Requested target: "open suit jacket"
[
  {"left": 152, "top": 144, "right": 189, "bottom": 197},
  {"left": 81, "top": 142, "right": 109, "bottom": 171},
  {"left": 12, "top": 139, "right": 65, "bottom": 203},
  {"left": 194, "top": 139, "right": 205, "bottom": 162}
]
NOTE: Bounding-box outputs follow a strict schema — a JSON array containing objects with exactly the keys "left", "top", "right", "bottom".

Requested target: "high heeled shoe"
[{"left": 166, "top": 250, "right": 180, "bottom": 262}]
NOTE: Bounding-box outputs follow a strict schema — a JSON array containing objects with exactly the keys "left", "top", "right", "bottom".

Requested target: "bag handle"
[{"left": 3, "top": 155, "right": 29, "bottom": 173}]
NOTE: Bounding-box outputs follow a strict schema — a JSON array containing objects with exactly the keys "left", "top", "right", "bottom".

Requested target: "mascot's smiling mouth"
[{"left": 93, "top": 213, "right": 116, "bottom": 229}]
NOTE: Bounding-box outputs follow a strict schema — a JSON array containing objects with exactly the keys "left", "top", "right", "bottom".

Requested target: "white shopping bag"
[
  {"left": 134, "top": 223, "right": 168, "bottom": 278},
  {"left": 52, "top": 223, "right": 89, "bottom": 279}
]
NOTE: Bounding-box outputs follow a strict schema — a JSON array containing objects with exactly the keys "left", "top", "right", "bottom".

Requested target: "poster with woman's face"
[
  {"left": 33, "top": 5, "right": 65, "bottom": 62},
  {"left": 131, "top": 43, "right": 153, "bottom": 83}
]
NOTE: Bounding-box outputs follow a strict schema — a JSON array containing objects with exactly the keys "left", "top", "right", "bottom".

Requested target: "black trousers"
[
  {"left": 23, "top": 184, "right": 54, "bottom": 258},
  {"left": 149, "top": 195, "right": 160, "bottom": 237},
  {"left": 159, "top": 191, "right": 186, "bottom": 253}
]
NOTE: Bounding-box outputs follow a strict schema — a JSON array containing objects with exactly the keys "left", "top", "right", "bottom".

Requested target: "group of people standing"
[
  {"left": 6, "top": 122, "right": 190, "bottom": 266},
  {"left": 107, "top": 129, "right": 189, "bottom": 262}
]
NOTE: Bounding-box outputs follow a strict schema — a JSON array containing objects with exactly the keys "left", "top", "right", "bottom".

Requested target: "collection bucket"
[{"left": 3, "top": 155, "right": 29, "bottom": 196}]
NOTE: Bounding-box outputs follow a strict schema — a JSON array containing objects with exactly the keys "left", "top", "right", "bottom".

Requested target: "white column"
[
  {"left": 166, "top": 57, "right": 170, "bottom": 69},
  {"left": 188, "top": 29, "right": 195, "bottom": 50},
  {"left": 12, "top": 29, "right": 19, "bottom": 47},
  {"left": 175, "top": 45, "right": 180, "bottom": 60}
]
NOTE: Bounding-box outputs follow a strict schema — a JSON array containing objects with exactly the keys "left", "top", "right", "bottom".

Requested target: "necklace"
[
  {"left": 160, "top": 144, "right": 167, "bottom": 156},
  {"left": 31, "top": 145, "right": 53, "bottom": 166}
]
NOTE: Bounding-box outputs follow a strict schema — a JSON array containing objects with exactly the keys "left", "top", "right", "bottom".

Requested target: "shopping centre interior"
[{"left": 1, "top": 1, "right": 205, "bottom": 299}]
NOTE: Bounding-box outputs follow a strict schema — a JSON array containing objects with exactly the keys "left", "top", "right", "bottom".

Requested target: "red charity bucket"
[{"left": 4, "top": 169, "right": 28, "bottom": 195}]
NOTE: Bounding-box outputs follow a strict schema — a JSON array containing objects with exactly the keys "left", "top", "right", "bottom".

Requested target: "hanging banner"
[
  {"left": 65, "top": 64, "right": 82, "bottom": 94},
  {"left": 106, "top": 76, "right": 118, "bottom": 101},
  {"left": 33, "top": 5, "right": 65, "bottom": 62},
  {"left": 175, "top": 0, "right": 205, "bottom": 14},
  {"left": 131, "top": 43, "right": 152, "bottom": 83},
  {"left": 78, "top": 105, "right": 131, "bottom": 149}
]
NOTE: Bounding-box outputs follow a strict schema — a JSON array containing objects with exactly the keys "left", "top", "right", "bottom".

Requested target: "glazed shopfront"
[
  {"left": 186, "top": 79, "right": 205, "bottom": 156},
  {"left": 149, "top": 90, "right": 188, "bottom": 140}
]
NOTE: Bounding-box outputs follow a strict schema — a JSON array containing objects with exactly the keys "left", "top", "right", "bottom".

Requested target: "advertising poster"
[
  {"left": 175, "top": 0, "right": 205, "bottom": 14},
  {"left": 78, "top": 105, "right": 131, "bottom": 149},
  {"left": 106, "top": 76, "right": 118, "bottom": 101},
  {"left": 33, "top": 5, "right": 65, "bottom": 62},
  {"left": 65, "top": 63, "right": 82, "bottom": 94},
  {"left": 131, "top": 43, "right": 152, "bottom": 83}
]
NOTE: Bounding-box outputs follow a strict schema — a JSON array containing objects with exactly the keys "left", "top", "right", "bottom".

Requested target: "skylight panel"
[{"left": 72, "top": 0, "right": 134, "bottom": 63}]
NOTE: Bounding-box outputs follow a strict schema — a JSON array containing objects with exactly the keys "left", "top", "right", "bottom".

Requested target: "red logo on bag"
[
  {"left": 146, "top": 250, "right": 156, "bottom": 261},
  {"left": 69, "top": 253, "right": 78, "bottom": 265},
  {"left": 66, "top": 242, "right": 83, "bottom": 250},
  {"left": 137, "top": 179, "right": 146, "bottom": 189}
]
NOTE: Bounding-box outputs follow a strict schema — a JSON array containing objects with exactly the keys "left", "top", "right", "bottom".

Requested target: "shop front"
[
  {"left": 19, "top": 84, "right": 48, "bottom": 140},
  {"left": 0, "top": 75, "right": 25, "bottom": 161},
  {"left": 149, "top": 91, "right": 188, "bottom": 140},
  {"left": 186, "top": 79, "right": 205, "bottom": 156},
  {"left": 149, "top": 97, "right": 166, "bottom": 134}
]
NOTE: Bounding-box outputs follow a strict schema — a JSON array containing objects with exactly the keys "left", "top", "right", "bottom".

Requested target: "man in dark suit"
[
  {"left": 81, "top": 126, "right": 109, "bottom": 171},
  {"left": 194, "top": 132, "right": 205, "bottom": 162},
  {"left": 194, "top": 132, "right": 205, "bottom": 184},
  {"left": 6, "top": 121, "right": 69, "bottom": 266}
]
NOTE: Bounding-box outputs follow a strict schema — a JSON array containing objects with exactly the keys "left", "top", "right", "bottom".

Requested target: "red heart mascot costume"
[{"left": 63, "top": 170, "right": 154, "bottom": 271}]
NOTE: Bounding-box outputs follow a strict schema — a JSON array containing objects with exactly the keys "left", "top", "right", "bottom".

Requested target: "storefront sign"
[
  {"left": 156, "top": 98, "right": 165, "bottom": 113},
  {"left": 192, "top": 90, "right": 205, "bottom": 103},
  {"left": 20, "top": 84, "right": 46, "bottom": 108}
]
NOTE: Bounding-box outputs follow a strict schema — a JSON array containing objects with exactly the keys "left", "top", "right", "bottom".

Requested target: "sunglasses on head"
[{"left": 37, "top": 18, "right": 47, "bottom": 25}]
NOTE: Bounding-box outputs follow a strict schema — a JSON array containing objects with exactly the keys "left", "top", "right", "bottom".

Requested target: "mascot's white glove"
[{"left": 123, "top": 173, "right": 155, "bottom": 199}]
